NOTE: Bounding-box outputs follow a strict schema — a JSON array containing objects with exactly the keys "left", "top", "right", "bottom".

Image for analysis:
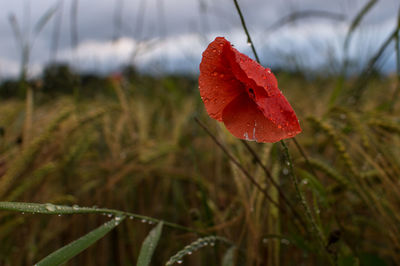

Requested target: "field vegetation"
[{"left": 0, "top": 0, "right": 400, "bottom": 265}]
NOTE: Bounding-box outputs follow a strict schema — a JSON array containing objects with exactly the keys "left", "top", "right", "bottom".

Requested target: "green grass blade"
[
  {"left": 35, "top": 216, "right": 125, "bottom": 266},
  {"left": 0, "top": 202, "right": 199, "bottom": 234},
  {"left": 33, "top": 4, "right": 58, "bottom": 36},
  {"left": 166, "top": 236, "right": 218, "bottom": 265},
  {"left": 344, "top": 0, "right": 378, "bottom": 51},
  {"left": 136, "top": 222, "right": 164, "bottom": 266}
]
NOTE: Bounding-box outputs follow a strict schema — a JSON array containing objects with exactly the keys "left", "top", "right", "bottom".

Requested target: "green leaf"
[
  {"left": 35, "top": 216, "right": 125, "bottom": 266},
  {"left": 222, "top": 246, "right": 236, "bottom": 266},
  {"left": 137, "top": 222, "right": 164, "bottom": 266}
]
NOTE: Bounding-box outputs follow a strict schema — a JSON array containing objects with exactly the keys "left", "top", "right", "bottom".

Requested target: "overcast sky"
[{"left": 0, "top": 0, "right": 398, "bottom": 80}]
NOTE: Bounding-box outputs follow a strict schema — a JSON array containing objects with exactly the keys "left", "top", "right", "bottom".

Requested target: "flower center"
[{"left": 247, "top": 88, "right": 255, "bottom": 99}]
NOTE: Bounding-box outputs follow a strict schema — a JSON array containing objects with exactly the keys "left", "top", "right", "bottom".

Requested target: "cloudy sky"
[{"left": 0, "top": 0, "right": 398, "bottom": 80}]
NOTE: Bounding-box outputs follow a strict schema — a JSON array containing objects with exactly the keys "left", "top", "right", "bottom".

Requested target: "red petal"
[
  {"left": 223, "top": 41, "right": 301, "bottom": 136},
  {"left": 222, "top": 92, "right": 299, "bottom": 143},
  {"left": 199, "top": 37, "right": 301, "bottom": 142},
  {"left": 199, "top": 37, "right": 244, "bottom": 121}
]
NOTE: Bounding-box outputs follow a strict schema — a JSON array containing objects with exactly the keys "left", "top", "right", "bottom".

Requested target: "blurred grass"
[{"left": 0, "top": 66, "right": 400, "bottom": 265}]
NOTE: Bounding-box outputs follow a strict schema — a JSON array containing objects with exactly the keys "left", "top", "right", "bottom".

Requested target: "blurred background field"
[{"left": 1, "top": 0, "right": 400, "bottom": 265}]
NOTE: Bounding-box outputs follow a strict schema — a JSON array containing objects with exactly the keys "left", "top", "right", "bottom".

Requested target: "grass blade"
[
  {"left": 136, "top": 222, "right": 164, "bottom": 266},
  {"left": 344, "top": 0, "right": 378, "bottom": 51},
  {"left": 166, "top": 236, "right": 218, "bottom": 265},
  {"left": 33, "top": 4, "right": 58, "bottom": 36},
  {"left": 35, "top": 216, "right": 125, "bottom": 266},
  {"left": 0, "top": 201, "right": 198, "bottom": 234}
]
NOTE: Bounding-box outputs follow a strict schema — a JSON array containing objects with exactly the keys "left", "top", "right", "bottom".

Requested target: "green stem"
[
  {"left": 232, "top": 0, "right": 260, "bottom": 63},
  {"left": 280, "top": 141, "right": 334, "bottom": 265}
]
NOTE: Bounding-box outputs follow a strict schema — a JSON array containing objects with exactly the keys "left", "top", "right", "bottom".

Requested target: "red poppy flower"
[{"left": 199, "top": 37, "right": 301, "bottom": 143}]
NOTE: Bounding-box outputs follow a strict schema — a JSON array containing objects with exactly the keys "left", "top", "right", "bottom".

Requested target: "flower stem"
[
  {"left": 232, "top": 0, "right": 260, "bottom": 63},
  {"left": 281, "top": 140, "right": 334, "bottom": 265}
]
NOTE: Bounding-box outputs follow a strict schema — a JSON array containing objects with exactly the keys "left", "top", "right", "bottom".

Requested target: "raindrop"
[
  {"left": 21, "top": 212, "right": 25, "bottom": 215},
  {"left": 210, "top": 242, "right": 215, "bottom": 246},
  {"left": 247, "top": 40, "right": 251, "bottom": 46},
  {"left": 115, "top": 216, "right": 122, "bottom": 221},
  {"left": 212, "top": 49, "right": 217, "bottom": 53},
  {"left": 58, "top": 214, "right": 62, "bottom": 217},
  {"left": 282, "top": 168, "right": 289, "bottom": 175},
  {"left": 187, "top": 251, "right": 192, "bottom": 255},
  {"left": 107, "top": 214, "right": 113, "bottom": 218},
  {"left": 277, "top": 125, "right": 282, "bottom": 129},
  {"left": 72, "top": 204, "right": 79, "bottom": 210},
  {"left": 302, "top": 179, "right": 308, "bottom": 185},
  {"left": 129, "top": 216, "right": 134, "bottom": 220},
  {"left": 45, "top": 203, "right": 56, "bottom": 212},
  {"left": 281, "top": 239, "right": 290, "bottom": 245},
  {"left": 141, "top": 219, "right": 147, "bottom": 223},
  {"left": 286, "top": 161, "right": 290, "bottom": 166},
  {"left": 244, "top": 132, "right": 250, "bottom": 141},
  {"left": 177, "top": 260, "right": 183, "bottom": 264}
]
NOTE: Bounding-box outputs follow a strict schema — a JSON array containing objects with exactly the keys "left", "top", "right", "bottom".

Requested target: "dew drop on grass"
[
  {"left": 129, "top": 216, "right": 134, "bottom": 220},
  {"left": 115, "top": 216, "right": 122, "bottom": 221},
  {"left": 141, "top": 219, "right": 147, "bottom": 223},
  {"left": 177, "top": 260, "right": 183, "bottom": 264},
  {"left": 72, "top": 204, "right": 79, "bottom": 210},
  {"left": 45, "top": 203, "right": 56, "bottom": 212},
  {"left": 187, "top": 251, "right": 192, "bottom": 255},
  {"left": 107, "top": 214, "right": 112, "bottom": 218},
  {"left": 280, "top": 239, "right": 290, "bottom": 245},
  {"left": 282, "top": 168, "right": 289, "bottom": 175}
]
